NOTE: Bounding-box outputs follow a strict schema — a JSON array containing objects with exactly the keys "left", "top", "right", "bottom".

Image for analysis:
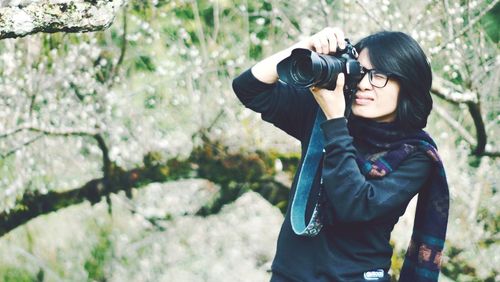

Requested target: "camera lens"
[
  {"left": 291, "top": 58, "right": 313, "bottom": 85},
  {"left": 277, "top": 48, "right": 355, "bottom": 90},
  {"left": 314, "top": 55, "right": 343, "bottom": 90}
]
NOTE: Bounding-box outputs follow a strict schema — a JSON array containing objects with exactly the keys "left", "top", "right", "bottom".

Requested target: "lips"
[{"left": 354, "top": 94, "right": 374, "bottom": 105}]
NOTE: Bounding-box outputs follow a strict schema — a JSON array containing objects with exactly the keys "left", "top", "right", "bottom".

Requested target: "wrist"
[
  {"left": 292, "top": 38, "right": 312, "bottom": 50},
  {"left": 325, "top": 112, "right": 344, "bottom": 120}
]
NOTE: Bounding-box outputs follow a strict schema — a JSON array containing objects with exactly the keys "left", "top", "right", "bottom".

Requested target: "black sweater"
[{"left": 232, "top": 69, "right": 432, "bottom": 282}]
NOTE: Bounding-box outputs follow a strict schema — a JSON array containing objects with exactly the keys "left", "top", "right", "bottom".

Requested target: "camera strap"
[{"left": 290, "top": 107, "right": 325, "bottom": 236}]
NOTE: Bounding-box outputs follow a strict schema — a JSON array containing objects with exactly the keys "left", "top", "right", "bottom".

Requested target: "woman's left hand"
[{"left": 310, "top": 73, "right": 346, "bottom": 119}]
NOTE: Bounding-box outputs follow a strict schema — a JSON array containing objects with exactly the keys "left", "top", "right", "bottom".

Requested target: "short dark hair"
[{"left": 354, "top": 31, "right": 433, "bottom": 131}]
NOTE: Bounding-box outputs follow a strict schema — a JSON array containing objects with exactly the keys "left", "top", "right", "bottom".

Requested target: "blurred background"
[{"left": 0, "top": 0, "right": 498, "bottom": 281}]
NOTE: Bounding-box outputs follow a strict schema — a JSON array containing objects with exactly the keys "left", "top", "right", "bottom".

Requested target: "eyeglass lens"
[{"left": 368, "top": 71, "right": 389, "bottom": 88}]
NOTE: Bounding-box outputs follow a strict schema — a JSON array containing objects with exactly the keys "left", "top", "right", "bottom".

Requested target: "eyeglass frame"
[{"left": 359, "top": 66, "right": 396, "bottom": 88}]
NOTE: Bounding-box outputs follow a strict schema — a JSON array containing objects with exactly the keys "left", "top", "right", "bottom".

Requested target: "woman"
[{"left": 232, "top": 27, "right": 449, "bottom": 282}]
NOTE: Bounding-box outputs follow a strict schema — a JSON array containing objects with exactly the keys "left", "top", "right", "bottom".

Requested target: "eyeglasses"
[{"left": 360, "top": 66, "right": 394, "bottom": 88}]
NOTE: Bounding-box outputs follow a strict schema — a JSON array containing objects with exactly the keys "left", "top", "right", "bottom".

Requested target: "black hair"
[{"left": 354, "top": 31, "right": 433, "bottom": 131}]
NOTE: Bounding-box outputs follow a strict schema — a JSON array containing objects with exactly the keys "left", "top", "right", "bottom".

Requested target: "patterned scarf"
[{"left": 348, "top": 116, "right": 449, "bottom": 282}]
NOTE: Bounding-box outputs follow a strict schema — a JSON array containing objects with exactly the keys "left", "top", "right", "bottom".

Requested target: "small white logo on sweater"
[{"left": 363, "top": 269, "right": 384, "bottom": 280}]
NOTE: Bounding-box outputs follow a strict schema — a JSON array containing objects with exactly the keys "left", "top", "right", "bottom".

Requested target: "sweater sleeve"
[
  {"left": 319, "top": 118, "right": 433, "bottom": 223},
  {"left": 232, "top": 68, "right": 315, "bottom": 141}
]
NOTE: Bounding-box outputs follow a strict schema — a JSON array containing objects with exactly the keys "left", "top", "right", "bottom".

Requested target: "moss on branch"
[{"left": 0, "top": 134, "right": 297, "bottom": 237}]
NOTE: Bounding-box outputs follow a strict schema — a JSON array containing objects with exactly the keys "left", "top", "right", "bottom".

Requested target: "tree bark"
[{"left": 0, "top": 0, "right": 125, "bottom": 39}]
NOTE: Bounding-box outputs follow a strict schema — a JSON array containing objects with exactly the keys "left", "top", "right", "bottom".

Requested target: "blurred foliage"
[
  {"left": 480, "top": 1, "right": 500, "bottom": 43},
  {"left": 84, "top": 228, "right": 113, "bottom": 282},
  {"left": 0, "top": 267, "right": 38, "bottom": 282},
  {"left": 442, "top": 245, "right": 498, "bottom": 281}
]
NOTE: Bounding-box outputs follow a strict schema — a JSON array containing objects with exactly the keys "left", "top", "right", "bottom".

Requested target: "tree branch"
[
  {"left": 211, "top": 0, "right": 220, "bottom": 42},
  {"left": 0, "top": 135, "right": 292, "bottom": 237},
  {"left": 431, "top": 75, "right": 500, "bottom": 157},
  {"left": 108, "top": 4, "right": 128, "bottom": 83},
  {"left": 0, "top": 125, "right": 112, "bottom": 178},
  {"left": 354, "top": 0, "right": 389, "bottom": 30},
  {"left": 318, "top": 0, "right": 332, "bottom": 27},
  {"left": 481, "top": 150, "right": 500, "bottom": 158},
  {"left": 93, "top": 133, "right": 111, "bottom": 182},
  {"left": 268, "top": 0, "right": 301, "bottom": 38},
  {"left": 113, "top": 194, "right": 168, "bottom": 231},
  {"left": 190, "top": 0, "right": 209, "bottom": 63},
  {"left": 432, "top": 103, "right": 476, "bottom": 145},
  {"left": 431, "top": 75, "right": 478, "bottom": 104},
  {"left": 430, "top": 0, "right": 499, "bottom": 55},
  {"left": 0, "top": 0, "right": 126, "bottom": 40},
  {"left": 0, "top": 134, "right": 44, "bottom": 159},
  {"left": 0, "top": 124, "right": 98, "bottom": 139},
  {"left": 467, "top": 101, "right": 487, "bottom": 156}
]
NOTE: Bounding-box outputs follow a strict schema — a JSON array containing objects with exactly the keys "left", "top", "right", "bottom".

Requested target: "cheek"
[
  {"left": 381, "top": 93, "right": 398, "bottom": 111},
  {"left": 380, "top": 84, "right": 399, "bottom": 111}
]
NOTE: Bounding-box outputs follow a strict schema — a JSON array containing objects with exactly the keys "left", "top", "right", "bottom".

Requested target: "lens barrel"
[{"left": 277, "top": 48, "right": 345, "bottom": 91}]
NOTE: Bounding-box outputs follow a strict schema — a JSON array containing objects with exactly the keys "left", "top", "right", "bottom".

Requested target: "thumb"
[
  {"left": 337, "top": 73, "right": 345, "bottom": 86},
  {"left": 335, "top": 73, "right": 345, "bottom": 92}
]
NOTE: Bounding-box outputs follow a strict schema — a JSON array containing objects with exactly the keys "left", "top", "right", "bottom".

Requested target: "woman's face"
[{"left": 351, "top": 49, "right": 400, "bottom": 122}]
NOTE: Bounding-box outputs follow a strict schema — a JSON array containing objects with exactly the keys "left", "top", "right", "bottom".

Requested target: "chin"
[
  {"left": 351, "top": 107, "right": 396, "bottom": 122},
  {"left": 351, "top": 107, "right": 373, "bottom": 119}
]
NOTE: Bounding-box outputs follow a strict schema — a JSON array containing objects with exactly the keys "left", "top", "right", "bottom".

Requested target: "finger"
[
  {"left": 312, "top": 37, "right": 322, "bottom": 53},
  {"left": 326, "top": 32, "right": 338, "bottom": 54},
  {"left": 318, "top": 36, "right": 330, "bottom": 54},
  {"left": 332, "top": 28, "right": 346, "bottom": 50}
]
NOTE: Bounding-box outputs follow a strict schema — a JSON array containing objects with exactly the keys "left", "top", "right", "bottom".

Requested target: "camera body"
[{"left": 277, "top": 39, "right": 363, "bottom": 115}]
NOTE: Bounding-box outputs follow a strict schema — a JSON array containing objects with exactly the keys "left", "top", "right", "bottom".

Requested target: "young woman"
[{"left": 232, "top": 28, "right": 449, "bottom": 281}]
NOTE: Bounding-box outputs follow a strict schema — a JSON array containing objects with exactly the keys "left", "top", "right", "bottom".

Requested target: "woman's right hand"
[
  {"left": 296, "top": 27, "right": 347, "bottom": 55},
  {"left": 251, "top": 27, "right": 347, "bottom": 84}
]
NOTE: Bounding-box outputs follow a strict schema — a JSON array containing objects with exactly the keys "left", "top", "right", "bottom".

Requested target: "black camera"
[{"left": 277, "top": 39, "right": 363, "bottom": 115}]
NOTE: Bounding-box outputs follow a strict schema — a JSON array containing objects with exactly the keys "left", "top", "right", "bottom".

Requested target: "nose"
[{"left": 357, "top": 72, "right": 372, "bottom": 91}]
